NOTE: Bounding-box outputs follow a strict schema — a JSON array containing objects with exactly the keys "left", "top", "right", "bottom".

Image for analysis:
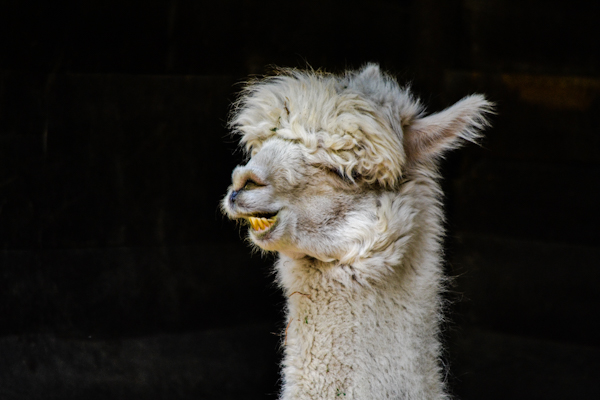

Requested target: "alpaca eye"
[
  {"left": 318, "top": 165, "right": 348, "bottom": 181},
  {"left": 243, "top": 179, "right": 260, "bottom": 190},
  {"left": 329, "top": 168, "right": 356, "bottom": 183},
  {"left": 330, "top": 168, "right": 346, "bottom": 180}
]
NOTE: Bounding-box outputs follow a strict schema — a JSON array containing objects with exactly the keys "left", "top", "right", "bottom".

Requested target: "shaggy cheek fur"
[{"left": 285, "top": 188, "right": 372, "bottom": 262}]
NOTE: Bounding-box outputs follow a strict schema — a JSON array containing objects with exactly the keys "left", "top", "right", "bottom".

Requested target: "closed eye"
[
  {"left": 328, "top": 168, "right": 347, "bottom": 180},
  {"left": 243, "top": 179, "right": 263, "bottom": 190},
  {"left": 312, "top": 164, "right": 354, "bottom": 184}
]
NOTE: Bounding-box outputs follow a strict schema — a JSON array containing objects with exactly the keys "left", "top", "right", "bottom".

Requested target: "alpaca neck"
[
  {"left": 275, "top": 177, "right": 448, "bottom": 399},
  {"left": 276, "top": 252, "right": 447, "bottom": 399}
]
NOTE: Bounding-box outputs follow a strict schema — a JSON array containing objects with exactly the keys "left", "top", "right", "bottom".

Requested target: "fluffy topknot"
[{"left": 229, "top": 64, "right": 424, "bottom": 189}]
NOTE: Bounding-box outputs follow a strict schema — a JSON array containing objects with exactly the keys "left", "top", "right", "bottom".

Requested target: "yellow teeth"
[{"left": 248, "top": 216, "right": 277, "bottom": 232}]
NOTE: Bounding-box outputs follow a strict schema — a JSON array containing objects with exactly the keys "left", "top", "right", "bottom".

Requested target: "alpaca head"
[{"left": 222, "top": 64, "right": 492, "bottom": 270}]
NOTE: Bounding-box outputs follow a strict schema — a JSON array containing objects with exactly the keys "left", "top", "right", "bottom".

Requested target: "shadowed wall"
[{"left": 1, "top": 1, "right": 599, "bottom": 399}]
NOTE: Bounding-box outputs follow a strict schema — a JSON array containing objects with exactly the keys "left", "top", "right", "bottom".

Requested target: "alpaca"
[{"left": 222, "top": 64, "right": 492, "bottom": 399}]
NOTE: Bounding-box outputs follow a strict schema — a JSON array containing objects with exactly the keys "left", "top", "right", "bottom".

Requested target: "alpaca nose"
[{"left": 230, "top": 189, "right": 240, "bottom": 203}]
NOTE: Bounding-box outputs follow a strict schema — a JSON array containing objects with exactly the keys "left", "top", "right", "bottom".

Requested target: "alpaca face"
[
  {"left": 223, "top": 138, "right": 377, "bottom": 262},
  {"left": 223, "top": 64, "right": 492, "bottom": 266}
]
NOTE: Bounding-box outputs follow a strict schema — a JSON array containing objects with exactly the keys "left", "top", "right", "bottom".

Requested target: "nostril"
[{"left": 230, "top": 190, "right": 239, "bottom": 203}]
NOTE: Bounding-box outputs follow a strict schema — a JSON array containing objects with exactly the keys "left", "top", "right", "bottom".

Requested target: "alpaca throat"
[
  {"left": 283, "top": 281, "right": 360, "bottom": 398},
  {"left": 278, "top": 255, "right": 445, "bottom": 399}
]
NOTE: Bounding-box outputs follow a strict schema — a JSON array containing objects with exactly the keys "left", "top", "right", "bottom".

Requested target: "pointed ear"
[
  {"left": 346, "top": 63, "right": 386, "bottom": 92},
  {"left": 356, "top": 63, "right": 382, "bottom": 80},
  {"left": 403, "top": 94, "right": 493, "bottom": 165}
]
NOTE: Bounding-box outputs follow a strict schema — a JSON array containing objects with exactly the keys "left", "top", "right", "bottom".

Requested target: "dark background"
[{"left": 1, "top": 0, "right": 599, "bottom": 399}]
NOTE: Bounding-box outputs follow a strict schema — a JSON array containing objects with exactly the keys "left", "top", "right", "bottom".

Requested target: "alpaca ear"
[
  {"left": 346, "top": 63, "right": 385, "bottom": 91},
  {"left": 403, "top": 94, "right": 493, "bottom": 165},
  {"left": 356, "top": 63, "right": 382, "bottom": 80}
]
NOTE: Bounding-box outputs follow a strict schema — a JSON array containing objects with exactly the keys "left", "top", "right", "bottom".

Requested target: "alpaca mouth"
[{"left": 246, "top": 213, "right": 278, "bottom": 234}]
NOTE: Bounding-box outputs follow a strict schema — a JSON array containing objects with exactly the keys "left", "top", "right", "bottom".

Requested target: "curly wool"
[{"left": 230, "top": 65, "right": 424, "bottom": 189}]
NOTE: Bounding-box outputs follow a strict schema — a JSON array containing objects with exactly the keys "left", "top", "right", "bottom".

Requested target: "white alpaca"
[{"left": 222, "top": 64, "right": 492, "bottom": 399}]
